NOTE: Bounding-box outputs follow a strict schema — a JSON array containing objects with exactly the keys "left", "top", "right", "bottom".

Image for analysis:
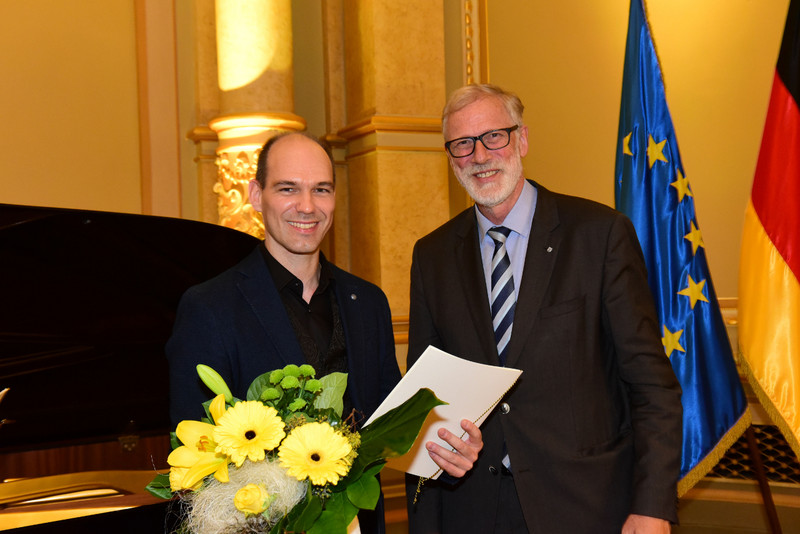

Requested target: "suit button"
[
  {"left": 500, "top": 402, "right": 510, "bottom": 414},
  {"left": 488, "top": 466, "right": 498, "bottom": 475}
]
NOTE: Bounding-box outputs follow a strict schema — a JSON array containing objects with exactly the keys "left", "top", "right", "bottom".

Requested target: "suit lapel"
[
  {"left": 505, "top": 183, "right": 561, "bottom": 369},
  {"left": 455, "top": 210, "right": 499, "bottom": 365},
  {"left": 236, "top": 248, "right": 305, "bottom": 366}
]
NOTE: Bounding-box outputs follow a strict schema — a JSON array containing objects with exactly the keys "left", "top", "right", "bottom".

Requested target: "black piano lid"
[{"left": 0, "top": 204, "right": 260, "bottom": 452}]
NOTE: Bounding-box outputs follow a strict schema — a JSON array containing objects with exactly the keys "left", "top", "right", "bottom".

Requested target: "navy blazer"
[{"left": 406, "top": 182, "right": 682, "bottom": 534}]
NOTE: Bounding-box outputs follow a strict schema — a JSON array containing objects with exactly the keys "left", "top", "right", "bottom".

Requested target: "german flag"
[{"left": 739, "top": 0, "right": 800, "bottom": 459}]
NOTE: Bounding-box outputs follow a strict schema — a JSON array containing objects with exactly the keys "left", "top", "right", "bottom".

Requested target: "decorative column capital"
[{"left": 209, "top": 112, "right": 306, "bottom": 150}]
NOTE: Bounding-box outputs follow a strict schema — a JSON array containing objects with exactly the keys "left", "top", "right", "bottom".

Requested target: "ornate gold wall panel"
[{"left": 213, "top": 148, "right": 262, "bottom": 237}]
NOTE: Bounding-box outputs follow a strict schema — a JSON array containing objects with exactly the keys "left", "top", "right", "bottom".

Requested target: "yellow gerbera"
[
  {"left": 278, "top": 422, "right": 352, "bottom": 486},
  {"left": 168, "top": 418, "right": 229, "bottom": 490},
  {"left": 213, "top": 400, "right": 286, "bottom": 467}
]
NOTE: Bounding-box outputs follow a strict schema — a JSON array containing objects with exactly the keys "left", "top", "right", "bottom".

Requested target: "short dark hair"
[{"left": 254, "top": 132, "right": 336, "bottom": 188}]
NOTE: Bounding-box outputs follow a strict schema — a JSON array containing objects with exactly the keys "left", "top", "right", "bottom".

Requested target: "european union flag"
[{"left": 615, "top": 0, "right": 750, "bottom": 496}]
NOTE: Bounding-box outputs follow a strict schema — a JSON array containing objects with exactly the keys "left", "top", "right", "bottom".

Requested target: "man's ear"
[
  {"left": 248, "top": 179, "right": 263, "bottom": 212},
  {"left": 517, "top": 125, "right": 529, "bottom": 158}
]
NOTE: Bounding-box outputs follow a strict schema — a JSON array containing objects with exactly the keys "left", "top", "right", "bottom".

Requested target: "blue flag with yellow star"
[{"left": 615, "top": 0, "right": 750, "bottom": 496}]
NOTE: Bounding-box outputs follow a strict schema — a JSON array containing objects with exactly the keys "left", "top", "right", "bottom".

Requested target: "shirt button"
[{"left": 500, "top": 403, "right": 510, "bottom": 414}]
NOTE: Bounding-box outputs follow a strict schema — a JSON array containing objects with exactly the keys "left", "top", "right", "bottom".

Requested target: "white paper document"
[{"left": 364, "top": 345, "right": 522, "bottom": 479}]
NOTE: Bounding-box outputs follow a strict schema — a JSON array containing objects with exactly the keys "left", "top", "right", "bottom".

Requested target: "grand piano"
[{"left": 0, "top": 204, "right": 260, "bottom": 531}]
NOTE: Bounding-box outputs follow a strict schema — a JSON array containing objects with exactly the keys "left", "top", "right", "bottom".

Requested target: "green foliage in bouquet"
[{"left": 147, "top": 364, "right": 442, "bottom": 534}]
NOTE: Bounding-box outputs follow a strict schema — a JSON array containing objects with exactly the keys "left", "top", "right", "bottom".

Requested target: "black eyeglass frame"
[{"left": 444, "top": 125, "right": 520, "bottom": 158}]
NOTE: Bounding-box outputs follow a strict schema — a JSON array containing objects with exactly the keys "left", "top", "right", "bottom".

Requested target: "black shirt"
[{"left": 258, "top": 247, "right": 350, "bottom": 402}]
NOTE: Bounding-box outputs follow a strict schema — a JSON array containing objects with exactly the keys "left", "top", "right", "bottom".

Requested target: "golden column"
[
  {"left": 209, "top": 0, "right": 305, "bottom": 238},
  {"left": 337, "top": 0, "right": 451, "bottom": 315}
]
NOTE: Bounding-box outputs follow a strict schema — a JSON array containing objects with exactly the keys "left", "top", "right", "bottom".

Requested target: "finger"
[
  {"left": 426, "top": 438, "right": 473, "bottom": 470},
  {"left": 435, "top": 428, "right": 474, "bottom": 459},
  {"left": 426, "top": 444, "right": 469, "bottom": 478},
  {"left": 460, "top": 419, "right": 483, "bottom": 446}
]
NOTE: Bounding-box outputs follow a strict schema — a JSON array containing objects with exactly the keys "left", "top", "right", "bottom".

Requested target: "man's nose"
[
  {"left": 472, "top": 140, "right": 491, "bottom": 163},
  {"left": 296, "top": 191, "right": 314, "bottom": 212}
]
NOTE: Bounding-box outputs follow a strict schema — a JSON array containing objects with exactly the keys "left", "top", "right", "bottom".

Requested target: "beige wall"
[
  {"left": 482, "top": 0, "right": 790, "bottom": 299},
  {"left": 0, "top": 0, "right": 142, "bottom": 213}
]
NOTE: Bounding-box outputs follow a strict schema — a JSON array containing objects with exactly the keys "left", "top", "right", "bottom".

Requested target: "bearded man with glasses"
[{"left": 405, "top": 84, "right": 682, "bottom": 534}]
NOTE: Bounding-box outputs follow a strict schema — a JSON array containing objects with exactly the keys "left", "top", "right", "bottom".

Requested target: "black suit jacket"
[
  {"left": 406, "top": 183, "right": 682, "bottom": 534},
  {"left": 166, "top": 245, "right": 401, "bottom": 534}
]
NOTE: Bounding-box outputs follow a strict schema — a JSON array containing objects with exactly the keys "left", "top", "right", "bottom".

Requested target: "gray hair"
[{"left": 442, "top": 84, "right": 525, "bottom": 138}]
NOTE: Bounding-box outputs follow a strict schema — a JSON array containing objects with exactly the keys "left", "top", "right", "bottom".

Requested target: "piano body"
[{"left": 0, "top": 204, "right": 260, "bottom": 531}]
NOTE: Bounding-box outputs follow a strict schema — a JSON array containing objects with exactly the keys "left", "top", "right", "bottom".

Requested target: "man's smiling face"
[
  {"left": 249, "top": 134, "right": 335, "bottom": 265},
  {"left": 445, "top": 96, "right": 528, "bottom": 214}
]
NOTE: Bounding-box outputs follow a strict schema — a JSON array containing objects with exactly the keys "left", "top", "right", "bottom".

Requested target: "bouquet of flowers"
[{"left": 147, "top": 363, "right": 441, "bottom": 534}]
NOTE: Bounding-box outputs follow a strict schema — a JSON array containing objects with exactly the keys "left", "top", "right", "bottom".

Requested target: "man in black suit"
[
  {"left": 405, "top": 84, "right": 682, "bottom": 534},
  {"left": 167, "top": 132, "right": 403, "bottom": 533}
]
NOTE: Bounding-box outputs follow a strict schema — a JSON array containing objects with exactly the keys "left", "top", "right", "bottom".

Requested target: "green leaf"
[
  {"left": 333, "top": 459, "right": 384, "bottom": 494},
  {"left": 345, "top": 472, "right": 380, "bottom": 510},
  {"left": 268, "top": 515, "right": 288, "bottom": 534},
  {"left": 145, "top": 473, "right": 173, "bottom": 500},
  {"left": 286, "top": 489, "right": 323, "bottom": 533},
  {"left": 246, "top": 371, "right": 272, "bottom": 401},
  {"left": 315, "top": 372, "right": 348, "bottom": 416},
  {"left": 307, "top": 492, "right": 357, "bottom": 534},
  {"left": 345, "top": 388, "right": 444, "bottom": 483},
  {"left": 361, "top": 388, "right": 444, "bottom": 458},
  {"left": 340, "top": 389, "right": 442, "bottom": 487}
]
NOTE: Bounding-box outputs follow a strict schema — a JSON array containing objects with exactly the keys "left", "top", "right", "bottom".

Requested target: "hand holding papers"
[{"left": 364, "top": 346, "right": 522, "bottom": 479}]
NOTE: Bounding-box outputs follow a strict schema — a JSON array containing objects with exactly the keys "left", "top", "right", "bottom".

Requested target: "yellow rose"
[{"left": 234, "top": 483, "right": 270, "bottom": 515}]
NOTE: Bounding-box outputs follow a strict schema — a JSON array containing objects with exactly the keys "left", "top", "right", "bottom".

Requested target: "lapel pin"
[
  {"left": 546, "top": 246, "right": 553, "bottom": 253},
  {"left": 350, "top": 293, "right": 358, "bottom": 300}
]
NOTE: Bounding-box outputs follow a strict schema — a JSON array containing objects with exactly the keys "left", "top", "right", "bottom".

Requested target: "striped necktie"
[{"left": 488, "top": 226, "right": 515, "bottom": 366}]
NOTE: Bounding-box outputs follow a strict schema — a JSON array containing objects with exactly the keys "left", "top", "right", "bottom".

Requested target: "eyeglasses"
[{"left": 444, "top": 125, "right": 519, "bottom": 158}]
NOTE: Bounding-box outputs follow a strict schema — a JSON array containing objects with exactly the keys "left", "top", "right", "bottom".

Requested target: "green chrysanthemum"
[
  {"left": 298, "top": 364, "right": 316, "bottom": 377},
  {"left": 304, "top": 379, "right": 322, "bottom": 393},
  {"left": 283, "top": 364, "right": 301, "bottom": 377},
  {"left": 278, "top": 422, "right": 353, "bottom": 486},
  {"left": 260, "top": 387, "right": 281, "bottom": 402},
  {"left": 269, "top": 369, "right": 284, "bottom": 385},
  {"left": 288, "top": 398, "right": 307, "bottom": 412},
  {"left": 280, "top": 376, "right": 300, "bottom": 389},
  {"left": 213, "top": 401, "right": 286, "bottom": 467}
]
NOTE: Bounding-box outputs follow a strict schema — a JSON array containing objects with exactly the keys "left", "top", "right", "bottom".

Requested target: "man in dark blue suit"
[{"left": 166, "top": 132, "right": 402, "bottom": 533}]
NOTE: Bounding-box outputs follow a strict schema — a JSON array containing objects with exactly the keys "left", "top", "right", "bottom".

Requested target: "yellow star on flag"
[
  {"left": 678, "top": 275, "right": 709, "bottom": 309},
  {"left": 647, "top": 135, "right": 668, "bottom": 168},
  {"left": 670, "top": 168, "right": 693, "bottom": 203},
  {"left": 622, "top": 132, "right": 633, "bottom": 156},
  {"left": 684, "top": 221, "right": 705, "bottom": 255},
  {"left": 662, "top": 325, "right": 685, "bottom": 358}
]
